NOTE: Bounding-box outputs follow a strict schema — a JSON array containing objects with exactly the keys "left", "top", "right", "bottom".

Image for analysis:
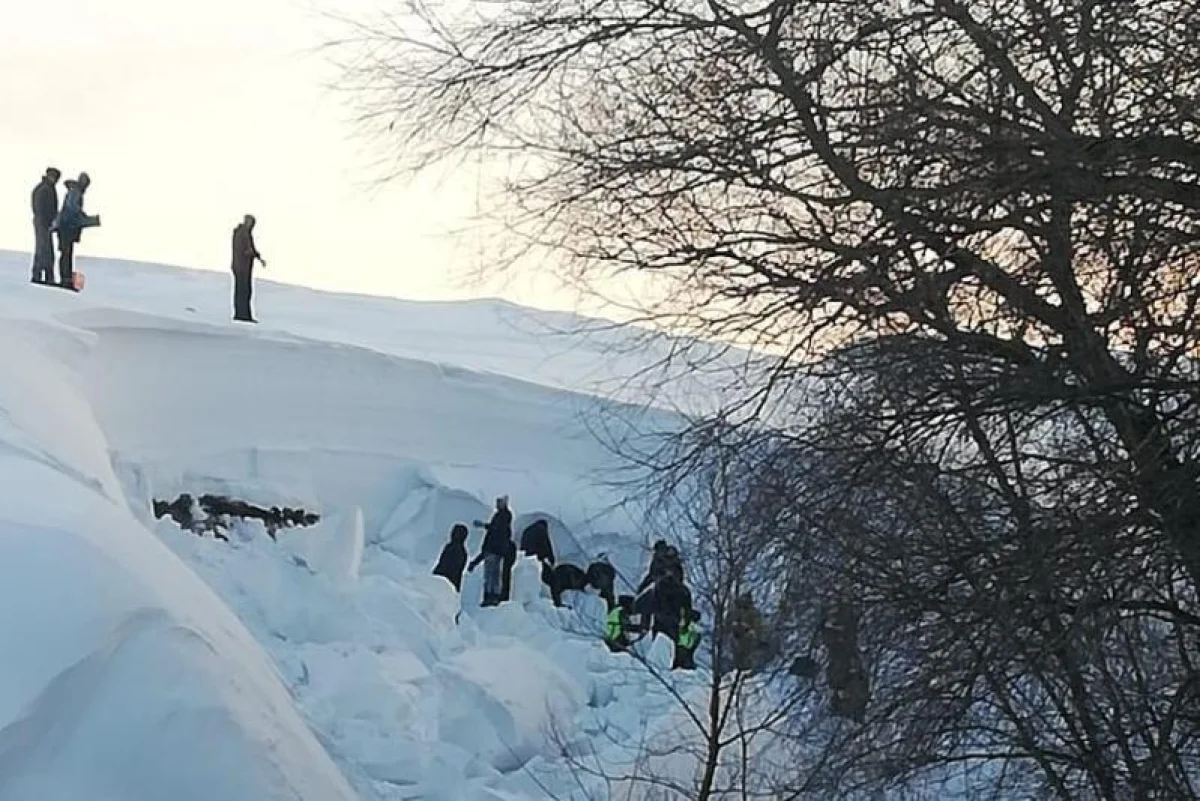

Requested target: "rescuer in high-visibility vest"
[
  {"left": 674, "top": 607, "right": 701, "bottom": 670},
  {"left": 605, "top": 595, "right": 635, "bottom": 652}
]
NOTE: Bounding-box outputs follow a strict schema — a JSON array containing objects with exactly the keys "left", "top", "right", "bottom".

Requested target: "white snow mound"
[{"left": 0, "top": 252, "right": 709, "bottom": 801}]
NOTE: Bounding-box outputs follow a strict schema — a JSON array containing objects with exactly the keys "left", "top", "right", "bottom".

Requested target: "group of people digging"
[
  {"left": 430, "top": 499, "right": 706, "bottom": 671},
  {"left": 604, "top": 540, "right": 702, "bottom": 670},
  {"left": 431, "top": 495, "right": 618, "bottom": 609}
]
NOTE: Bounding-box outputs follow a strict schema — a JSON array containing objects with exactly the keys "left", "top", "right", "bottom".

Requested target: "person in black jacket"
[
  {"left": 637, "top": 541, "right": 683, "bottom": 593},
  {"left": 231, "top": 215, "right": 266, "bottom": 322},
  {"left": 549, "top": 563, "right": 588, "bottom": 607},
  {"left": 652, "top": 572, "right": 692, "bottom": 642},
  {"left": 586, "top": 558, "right": 617, "bottom": 611},
  {"left": 468, "top": 495, "right": 513, "bottom": 606},
  {"left": 432, "top": 524, "right": 470, "bottom": 592},
  {"left": 519, "top": 519, "right": 555, "bottom": 566},
  {"left": 30, "top": 168, "right": 61, "bottom": 285}
]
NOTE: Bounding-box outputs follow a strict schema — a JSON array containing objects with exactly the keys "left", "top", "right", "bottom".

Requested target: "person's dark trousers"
[
  {"left": 673, "top": 646, "right": 696, "bottom": 670},
  {"left": 57, "top": 233, "right": 75, "bottom": 289},
  {"left": 232, "top": 266, "right": 254, "bottom": 321},
  {"left": 31, "top": 221, "right": 55, "bottom": 284},
  {"left": 501, "top": 563, "right": 514, "bottom": 601}
]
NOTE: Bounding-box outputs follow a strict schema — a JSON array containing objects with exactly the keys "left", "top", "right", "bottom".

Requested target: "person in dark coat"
[
  {"left": 469, "top": 495, "right": 513, "bottom": 606},
  {"left": 652, "top": 572, "right": 692, "bottom": 642},
  {"left": 519, "top": 519, "right": 555, "bottom": 566},
  {"left": 585, "top": 558, "right": 617, "bottom": 610},
  {"left": 53, "top": 172, "right": 100, "bottom": 291},
  {"left": 549, "top": 563, "right": 588, "bottom": 607},
  {"left": 30, "top": 168, "right": 61, "bottom": 285},
  {"left": 231, "top": 214, "right": 266, "bottom": 322},
  {"left": 432, "top": 524, "right": 470, "bottom": 592},
  {"left": 638, "top": 541, "right": 683, "bottom": 593}
]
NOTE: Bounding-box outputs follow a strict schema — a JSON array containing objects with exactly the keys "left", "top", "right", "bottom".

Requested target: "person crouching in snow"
[
  {"left": 469, "top": 495, "right": 513, "bottom": 607},
  {"left": 586, "top": 556, "right": 617, "bottom": 611},
  {"left": 433, "top": 524, "right": 469, "bottom": 592},
  {"left": 53, "top": 172, "right": 100, "bottom": 291},
  {"left": 674, "top": 608, "right": 701, "bottom": 670},
  {"left": 604, "top": 595, "right": 635, "bottom": 652}
]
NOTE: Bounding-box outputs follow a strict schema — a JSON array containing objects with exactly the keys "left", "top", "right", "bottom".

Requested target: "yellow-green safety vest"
[
  {"left": 678, "top": 621, "right": 700, "bottom": 650},
  {"left": 605, "top": 608, "right": 624, "bottom": 642}
]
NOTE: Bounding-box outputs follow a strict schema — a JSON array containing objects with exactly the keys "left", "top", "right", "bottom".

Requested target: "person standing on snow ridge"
[
  {"left": 53, "top": 172, "right": 100, "bottom": 291},
  {"left": 231, "top": 214, "right": 266, "bottom": 322},
  {"left": 433, "top": 524, "right": 470, "bottom": 592},
  {"left": 468, "top": 495, "right": 513, "bottom": 607},
  {"left": 30, "top": 167, "right": 61, "bottom": 285}
]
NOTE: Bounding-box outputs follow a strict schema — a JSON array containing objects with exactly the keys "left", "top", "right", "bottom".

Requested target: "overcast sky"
[{"left": 0, "top": 0, "right": 567, "bottom": 307}]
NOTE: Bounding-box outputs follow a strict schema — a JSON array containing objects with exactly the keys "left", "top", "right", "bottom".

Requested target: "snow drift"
[
  {"left": 0, "top": 251, "right": 713, "bottom": 801},
  {"left": 0, "top": 314, "right": 357, "bottom": 800}
]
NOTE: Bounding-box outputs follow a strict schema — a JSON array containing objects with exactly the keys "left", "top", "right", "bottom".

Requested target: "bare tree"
[
  {"left": 335, "top": 0, "right": 1200, "bottom": 579},
  {"left": 335, "top": 0, "right": 1200, "bottom": 796},
  {"left": 531, "top": 449, "right": 820, "bottom": 801}
]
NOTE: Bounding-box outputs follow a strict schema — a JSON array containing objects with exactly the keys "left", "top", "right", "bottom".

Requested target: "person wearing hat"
[
  {"left": 54, "top": 172, "right": 101, "bottom": 291},
  {"left": 469, "top": 495, "right": 514, "bottom": 606},
  {"left": 231, "top": 214, "right": 267, "bottom": 322},
  {"left": 30, "top": 167, "right": 62, "bottom": 285}
]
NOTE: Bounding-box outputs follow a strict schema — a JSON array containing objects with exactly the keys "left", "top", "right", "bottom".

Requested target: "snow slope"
[
  {"left": 0, "top": 249, "right": 748, "bottom": 411},
  {"left": 0, "top": 251, "right": 712, "bottom": 800}
]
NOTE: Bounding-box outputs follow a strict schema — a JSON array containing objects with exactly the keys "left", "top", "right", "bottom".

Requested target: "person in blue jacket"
[{"left": 53, "top": 172, "right": 101, "bottom": 291}]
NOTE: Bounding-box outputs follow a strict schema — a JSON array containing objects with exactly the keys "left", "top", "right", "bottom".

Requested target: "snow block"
[
  {"left": 283, "top": 506, "right": 364, "bottom": 588},
  {"left": 511, "top": 556, "right": 543, "bottom": 605}
]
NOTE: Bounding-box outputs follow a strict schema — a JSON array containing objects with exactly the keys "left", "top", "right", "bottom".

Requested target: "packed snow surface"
[{"left": 0, "top": 250, "right": 710, "bottom": 800}]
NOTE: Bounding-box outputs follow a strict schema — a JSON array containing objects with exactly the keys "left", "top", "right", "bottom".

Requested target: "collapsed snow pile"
[
  {"left": 0, "top": 252, "right": 710, "bottom": 801},
  {"left": 0, "top": 313, "right": 358, "bottom": 801}
]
